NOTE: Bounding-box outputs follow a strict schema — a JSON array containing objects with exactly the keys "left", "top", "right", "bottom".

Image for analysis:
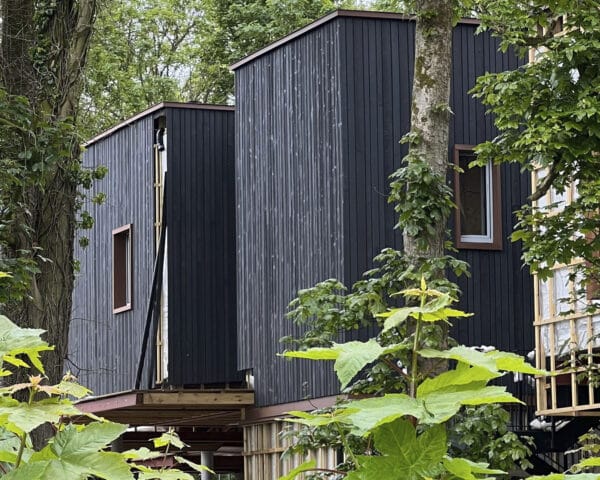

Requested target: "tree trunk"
[
  {"left": 403, "top": 0, "right": 454, "bottom": 261},
  {"left": 0, "top": 0, "right": 97, "bottom": 386}
]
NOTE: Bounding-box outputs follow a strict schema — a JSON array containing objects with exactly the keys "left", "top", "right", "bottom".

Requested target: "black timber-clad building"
[
  {"left": 69, "top": 103, "right": 241, "bottom": 396},
  {"left": 232, "top": 10, "right": 533, "bottom": 408}
]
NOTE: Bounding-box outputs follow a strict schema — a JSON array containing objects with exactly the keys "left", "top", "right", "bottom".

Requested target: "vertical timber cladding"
[
  {"left": 165, "top": 106, "right": 242, "bottom": 385},
  {"left": 235, "top": 11, "right": 533, "bottom": 407},
  {"left": 235, "top": 19, "right": 346, "bottom": 406},
  {"left": 243, "top": 422, "right": 338, "bottom": 478},
  {"left": 449, "top": 24, "right": 533, "bottom": 357},
  {"left": 70, "top": 115, "right": 155, "bottom": 396}
]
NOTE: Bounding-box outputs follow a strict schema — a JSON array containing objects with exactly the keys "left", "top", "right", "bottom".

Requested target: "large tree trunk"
[
  {"left": 403, "top": 0, "right": 454, "bottom": 261},
  {"left": 0, "top": 0, "right": 97, "bottom": 386}
]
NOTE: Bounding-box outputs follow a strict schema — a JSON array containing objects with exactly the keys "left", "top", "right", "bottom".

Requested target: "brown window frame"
[
  {"left": 113, "top": 224, "right": 133, "bottom": 313},
  {"left": 453, "top": 145, "right": 502, "bottom": 250}
]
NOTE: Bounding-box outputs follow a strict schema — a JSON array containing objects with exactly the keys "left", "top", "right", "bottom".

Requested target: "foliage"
[
  {"left": 0, "top": 312, "right": 212, "bottom": 479},
  {"left": 0, "top": 90, "right": 106, "bottom": 303},
  {"left": 82, "top": 0, "right": 353, "bottom": 137},
  {"left": 472, "top": 0, "right": 600, "bottom": 288},
  {"left": 281, "top": 280, "right": 546, "bottom": 479},
  {"left": 80, "top": 0, "right": 204, "bottom": 137},
  {"left": 448, "top": 405, "right": 534, "bottom": 473}
]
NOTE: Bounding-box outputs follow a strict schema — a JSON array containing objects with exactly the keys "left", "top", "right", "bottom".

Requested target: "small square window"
[
  {"left": 113, "top": 224, "right": 133, "bottom": 313},
  {"left": 454, "top": 145, "right": 502, "bottom": 250}
]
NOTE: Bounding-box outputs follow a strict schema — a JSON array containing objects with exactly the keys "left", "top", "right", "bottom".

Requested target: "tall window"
[
  {"left": 454, "top": 145, "right": 502, "bottom": 250},
  {"left": 113, "top": 224, "right": 133, "bottom": 313}
]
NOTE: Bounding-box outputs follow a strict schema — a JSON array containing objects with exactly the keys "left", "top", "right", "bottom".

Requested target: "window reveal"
[
  {"left": 454, "top": 145, "right": 502, "bottom": 250},
  {"left": 113, "top": 224, "right": 133, "bottom": 313}
]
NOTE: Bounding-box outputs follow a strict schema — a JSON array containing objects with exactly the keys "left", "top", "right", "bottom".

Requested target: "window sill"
[{"left": 113, "top": 304, "right": 132, "bottom": 314}]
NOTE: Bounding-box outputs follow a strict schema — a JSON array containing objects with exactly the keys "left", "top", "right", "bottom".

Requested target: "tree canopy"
[{"left": 473, "top": 0, "right": 600, "bottom": 291}]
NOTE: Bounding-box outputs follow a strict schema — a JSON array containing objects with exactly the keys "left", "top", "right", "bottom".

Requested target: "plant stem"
[
  {"left": 336, "top": 422, "right": 359, "bottom": 468},
  {"left": 15, "top": 387, "right": 36, "bottom": 468},
  {"left": 409, "top": 290, "right": 427, "bottom": 399},
  {"left": 14, "top": 432, "right": 27, "bottom": 468}
]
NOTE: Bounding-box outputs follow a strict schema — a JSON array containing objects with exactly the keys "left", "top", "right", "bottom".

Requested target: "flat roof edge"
[
  {"left": 83, "top": 102, "right": 235, "bottom": 148},
  {"left": 230, "top": 9, "right": 480, "bottom": 71}
]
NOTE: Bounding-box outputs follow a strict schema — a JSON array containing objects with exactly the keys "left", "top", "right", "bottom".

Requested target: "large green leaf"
[
  {"left": 283, "top": 339, "right": 406, "bottom": 389},
  {"left": 286, "top": 409, "right": 353, "bottom": 427},
  {"left": 0, "top": 397, "right": 82, "bottom": 434},
  {"left": 576, "top": 457, "right": 600, "bottom": 469},
  {"left": 0, "top": 315, "right": 53, "bottom": 374},
  {"left": 5, "top": 451, "right": 133, "bottom": 480},
  {"left": 346, "top": 420, "right": 446, "bottom": 480},
  {"left": 5, "top": 423, "right": 133, "bottom": 480},
  {"left": 174, "top": 456, "right": 214, "bottom": 474},
  {"left": 486, "top": 350, "right": 546, "bottom": 375},
  {"left": 443, "top": 456, "right": 505, "bottom": 479},
  {"left": 419, "top": 385, "right": 522, "bottom": 424},
  {"left": 134, "top": 464, "right": 194, "bottom": 480},
  {"left": 380, "top": 295, "right": 471, "bottom": 332},
  {"left": 51, "top": 422, "right": 127, "bottom": 456},
  {"left": 417, "top": 363, "right": 500, "bottom": 397},
  {"left": 380, "top": 306, "right": 420, "bottom": 332},
  {"left": 419, "top": 346, "right": 546, "bottom": 375},
  {"left": 342, "top": 394, "right": 428, "bottom": 435}
]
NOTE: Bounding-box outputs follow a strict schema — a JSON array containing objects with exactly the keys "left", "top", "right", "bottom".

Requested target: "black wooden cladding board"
[
  {"left": 235, "top": 15, "right": 533, "bottom": 407},
  {"left": 70, "top": 115, "right": 155, "bottom": 395}
]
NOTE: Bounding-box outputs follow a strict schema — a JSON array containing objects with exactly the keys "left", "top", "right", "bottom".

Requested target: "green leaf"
[
  {"left": 528, "top": 475, "right": 600, "bottom": 480},
  {"left": 54, "top": 380, "right": 92, "bottom": 399},
  {"left": 417, "top": 363, "right": 501, "bottom": 397},
  {"left": 420, "top": 385, "right": 522, "bottom": 424},
  {"left": 132, "top": 463, "right": 194, "bottom": 480},
  {"left": 347, "top": 420, "right": 446, "bottom": 480},
  {"left": 0, "top": 315, "right": 53, "bottom": 374},
  {"left": 281, "top": 348, "right": 338, "bottom": 361},
  {"left": 6, "top": 423, "right": 133, "bottom": 480},
  {"left": 152, "top": 430, "right": 187, "bottom": 449},
  {"left": 121, "top": 447, "right": 163, "bottom": 461},
  {"left": 284, "top": 339, "right": 401, "bottom": 389},
  {"left": 278, "top": 460, "right": 317, "bottom": 480},
  {"left": 419, "top": 346, "right": 498, "bottom": 372},
  {"left": 51, "top": 422, "right": 127, "bottom": 457},
  {"left": 380, "top": 306, "right": 419, "bottom": 332},
  {"left": 0, "top": 397, "right": 82, "bottom": 434},
  {"left": 5, "top": 451, "right": 133, "bottom": 480},
  {"left": 419, "top": 346, "right": 546, "bottom": 375},
  {"left": 486, "top": 350, "right": 547, "bottom": 375},
  {"left": 443, "top": 456, "right": 505, "bottom": 479},
  {"left": 286, "top": 409, "right": 353, "bottom": 427},
  {"left": 174, "top": 456, "right": 214, "bottom": 473},
  {"left": 342, "top": 394, "right": 428, "bottom": 435}
]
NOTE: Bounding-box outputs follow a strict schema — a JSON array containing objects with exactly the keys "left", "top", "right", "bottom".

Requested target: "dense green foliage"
[
  {"left": 448, "top": 405, "right": 534, "bottom": 473},
  {"left": 0, "top": 91, "right": 106, "bottom": 302},
  {"left": 0, "top": 312, "right": 211, "bottom": 479},
  {"left": 81, "top": 0, "right": 351, "bottom": 137},
  {"left": 282, "top": 280, "right": 545, "bottom": 479},
  {"left": 472, "top": 0, "right": 600, "bottom": 288}
]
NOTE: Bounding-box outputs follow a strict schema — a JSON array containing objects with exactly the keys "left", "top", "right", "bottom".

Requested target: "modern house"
[{"left": 68, "top": 9, "right": 595, "bottom": 479}]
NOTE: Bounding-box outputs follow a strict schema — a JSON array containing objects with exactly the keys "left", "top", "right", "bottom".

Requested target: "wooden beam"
[{"left": 142, "top": 391, "right": 254, "bottom": 407}]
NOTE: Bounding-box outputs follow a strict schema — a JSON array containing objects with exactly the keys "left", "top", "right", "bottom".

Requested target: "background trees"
[{"left": 81, "top": 0, "right": 346, "bottom": 137}]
